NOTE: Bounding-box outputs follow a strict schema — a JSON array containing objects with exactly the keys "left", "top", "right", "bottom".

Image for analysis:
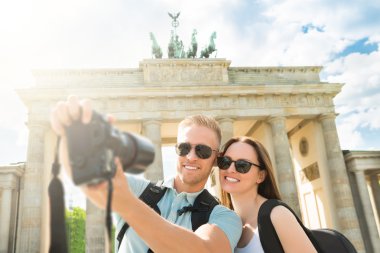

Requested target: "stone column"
[
  {"left": 268, "top": 116, "right": 300, "bottom": 217},
  {"left": 355, "top": 171, "right": 380, "bottom": 253},
  {"left": 0, "top": 188, "right": 12, "bottom": 253},
  {"left": 142, "top": 120, "right": 164, "bottom": 181},
  {"left": 313, "top": 120, "right": 339, "bottom": 228},
  {"left": 217, "top": 117, "right": 234, "bottom": 147},
  {"left": 86, "top": 200, "right": 106, "bottom": 253},
  {"left": 17, "top": 121, "right": 47, "bottom": 253},
  {"left": 215, "top": 118, "right": 234, "bottom": 198},
  {"left": 319, "top": 113, "right": 364, "bottom": 250},
  {"left": 369, "top": 174, "right": 380, "bottom": 218}
]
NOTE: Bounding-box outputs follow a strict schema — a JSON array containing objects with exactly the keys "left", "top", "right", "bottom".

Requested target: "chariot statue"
[{"left": 149, "top": 12, "right": 218, "bottom": 59}]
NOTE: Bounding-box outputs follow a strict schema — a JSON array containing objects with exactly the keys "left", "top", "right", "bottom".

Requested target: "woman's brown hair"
[{"left": 220, "top": 136, "right": 282, "bottom": 210}]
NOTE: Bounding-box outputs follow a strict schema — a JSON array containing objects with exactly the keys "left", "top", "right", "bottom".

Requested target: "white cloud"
[
  {"left": 324, "top": 50, "right": 380, "bottom": 149},
  {"left": 336, "top": 120, "right": 365, "bottom": 149},
  {"left": 0, "top": 89, "right": 27, "bottom": 128}
]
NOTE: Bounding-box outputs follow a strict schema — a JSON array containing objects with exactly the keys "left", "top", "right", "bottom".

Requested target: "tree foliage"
[{"left": 66, "top": 207, "right": 86, "bottom": 253}]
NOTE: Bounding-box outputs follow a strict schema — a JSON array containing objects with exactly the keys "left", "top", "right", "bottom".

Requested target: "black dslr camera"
[{"left": 65, "top": 111, "right": 155, "bottom": 185}]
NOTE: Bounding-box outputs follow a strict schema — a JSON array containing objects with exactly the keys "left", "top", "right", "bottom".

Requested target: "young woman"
[{"left": 217, "top": 136, "right": 317, "bottom": 253}]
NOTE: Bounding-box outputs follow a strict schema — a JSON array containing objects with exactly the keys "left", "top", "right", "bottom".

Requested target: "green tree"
[{"left": 66, "top": 207, "right": 86, "bottom": 253}]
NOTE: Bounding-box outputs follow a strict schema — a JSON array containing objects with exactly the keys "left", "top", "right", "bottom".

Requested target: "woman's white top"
[{"left": 234, "top": 227, "right": 264, "bottom": 253}]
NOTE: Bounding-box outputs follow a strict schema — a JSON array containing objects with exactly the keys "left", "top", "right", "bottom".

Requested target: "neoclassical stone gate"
[{"left": 12, "top": 58, "right": 370, "bottom": 252}]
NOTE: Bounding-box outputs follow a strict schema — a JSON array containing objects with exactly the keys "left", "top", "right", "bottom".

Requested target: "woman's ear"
[{"left": 257, "top": 170, "right": 267, "bottom": 184}]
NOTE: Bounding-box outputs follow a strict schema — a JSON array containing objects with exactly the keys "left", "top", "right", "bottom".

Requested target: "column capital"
[
  {"left": 215, "top": 116, "right": 236, "bottom": 123},
  {"left": 318, "top": 113, "right": 338, "bottom": 121},
  {"left": 142, "top": 119, "right": 162, "bottom": 126},
  {"left": 267, "top": 115, "right": 286, "bottom": 124},
  {"left": 354, "top": 170, "right": 366, "bottom": 176}
]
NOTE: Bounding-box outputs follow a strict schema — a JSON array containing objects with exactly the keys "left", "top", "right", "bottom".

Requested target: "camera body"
[{"left": 65, "top": 112, "right": 155, "bottom": 185}]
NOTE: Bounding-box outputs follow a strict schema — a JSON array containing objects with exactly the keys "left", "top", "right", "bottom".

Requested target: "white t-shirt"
[{"left": 234, "top": 227, "right": 264, "bottom": 253}]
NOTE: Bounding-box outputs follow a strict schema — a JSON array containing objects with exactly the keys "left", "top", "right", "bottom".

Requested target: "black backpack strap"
[
  {"left": 258, "top": 199, "right": 323, "bottom": 253},
  {"left": 191, "top": 189, "right": 220, "bottom": 231},
  {"left": 257, "top": 199, "right": 286, "bottom": 253},
  {"left": 116, "top": 181, "right": 167, "bottom": 251}
]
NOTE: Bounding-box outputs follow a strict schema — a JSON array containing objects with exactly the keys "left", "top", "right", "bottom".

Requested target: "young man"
[{"left": 50, "top": 96, "right": 242, "bottom": 253}]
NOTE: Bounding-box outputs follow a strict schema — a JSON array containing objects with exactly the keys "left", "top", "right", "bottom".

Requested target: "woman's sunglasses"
[
  {"left": 217, "top": 156, "right": 262, "bottom": 174},
  {"left": 175, "top": 142, "right": 217, "bottom": 159}
]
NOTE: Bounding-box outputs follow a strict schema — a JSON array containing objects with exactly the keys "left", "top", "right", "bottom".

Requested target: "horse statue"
[
  {"left": 149, "top": 32, "right": 163, "bottom": 59},
  {"left": 200, "top": 31, "right": 217, "bottom": 58},
  {"left": 186, "top": 29, "right": 198, "bottom": 58}
]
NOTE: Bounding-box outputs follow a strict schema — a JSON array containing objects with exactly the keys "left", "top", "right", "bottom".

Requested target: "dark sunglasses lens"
[
  {"left": 195, "top": 144, "right": 212, "bottom": 159},
  {"left": 235, "top": 160, "right": 252, "bottom": 174},
  {"left": 176, "top": 143, "right": 191, "bottom": 156},
  {"left": 217, "top": 156, "right": 232, "bottom": 170}
]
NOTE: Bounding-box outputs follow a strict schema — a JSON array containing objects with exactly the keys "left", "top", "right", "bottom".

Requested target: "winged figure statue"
[{"left": 168, "top": 12, "right": 180, "bottom": 22}]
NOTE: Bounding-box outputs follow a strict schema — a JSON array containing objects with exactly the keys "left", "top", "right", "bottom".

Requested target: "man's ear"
[{"left": 257, "top": 170, "right": 267, "bottom": 184}]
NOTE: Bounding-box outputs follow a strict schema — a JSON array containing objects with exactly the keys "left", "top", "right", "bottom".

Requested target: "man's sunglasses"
[
  {"left": 175, "top": 142, "right": 217, "bottom": 159},
  {"left": 217, "top": 156, "right": 262, "bottom": 174}
]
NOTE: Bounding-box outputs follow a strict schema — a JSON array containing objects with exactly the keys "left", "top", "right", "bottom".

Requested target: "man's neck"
[{"left": 173, "top": 176, "right": 205, "bottom": 193}]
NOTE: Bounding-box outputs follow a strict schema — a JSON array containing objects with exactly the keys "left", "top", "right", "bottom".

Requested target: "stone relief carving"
[
  {"left": 148, "top": 67, "right": 223, "bottom": 83},
  {"left": 101, "top": 93, "right": 332, "bottom": 115},
  {"left": 140, "top": 59, "right": 229, "bottom": 85}
]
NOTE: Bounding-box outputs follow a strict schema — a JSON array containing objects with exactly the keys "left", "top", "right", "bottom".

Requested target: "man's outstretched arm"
[{"left": 50, "top": 96, "right": 241, "bottom": 253}]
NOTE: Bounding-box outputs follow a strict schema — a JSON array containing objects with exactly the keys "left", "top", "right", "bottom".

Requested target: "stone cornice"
[
  {"left": 32, "top": 68, "right": 142, "bottom": 78},
  {"left": 139, "top": 58, "right": 231, "bottom": 67},
  {"left": 344, "top": 150, "right": 380, "bottom": 172},
  {"left": 17, "top": 83, "right": 343, "bottom": 102},
  {"left": 17, "top": 98, "right": 336, "bottom": 123},
  {"left": 228, "top": 66, "right": 324, "bottom": 85},
  {"left": 16, "top": 83, "right": 339, "bottom": 123},
  {"left": 344, "top": 150, "right": 380, "bottom": 161},
  {"left": 32, "top": 68, "right": 144, "bottom": 88},
  {"left": 228, "top": 66, "right": 322, "bottom": 73},
  {"left": 0, "top": 163, "right": 25, "bottom": 177},
  {"left": 29, "top": 61, "right": 327, "bottom": 89}
]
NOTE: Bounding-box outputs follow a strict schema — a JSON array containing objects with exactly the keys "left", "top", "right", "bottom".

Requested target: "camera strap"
[
  {"left": 106, "top": 178, "right": 113, "bottom": 253},
  {"left": 48, "top": 137, "right": 68, "bottom": 253},
  {"left": 48, "top": 137, "right": 115, "bottom": 253}
]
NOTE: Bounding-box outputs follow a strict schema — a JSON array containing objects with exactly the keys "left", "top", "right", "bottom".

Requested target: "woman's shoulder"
[
  {"left": 258, "top": 199, "right": 299, "bottom": 228},
  {"left": 270, "top": 204, "right": 296, "bottom": 222}
]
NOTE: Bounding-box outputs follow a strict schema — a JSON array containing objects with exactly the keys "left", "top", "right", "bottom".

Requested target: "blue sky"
[{"left": 0, "top": 0, "right": 380, "bottom": 166}]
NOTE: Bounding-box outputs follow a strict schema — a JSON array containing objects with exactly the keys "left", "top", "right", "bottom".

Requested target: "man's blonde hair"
[{"left": 178, "top": 115, "right": 221, "bottom": 146}]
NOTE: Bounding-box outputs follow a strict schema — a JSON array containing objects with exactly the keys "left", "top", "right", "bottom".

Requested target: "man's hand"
[
  {"left": 50, "top": 95, "right": 133, "bottom": 211},
  {"left": 81, "top": 158, "right": 133, "bottom": 212},
  {"left": 50, "top": 96, "right": 92, "bottom": 177}
]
